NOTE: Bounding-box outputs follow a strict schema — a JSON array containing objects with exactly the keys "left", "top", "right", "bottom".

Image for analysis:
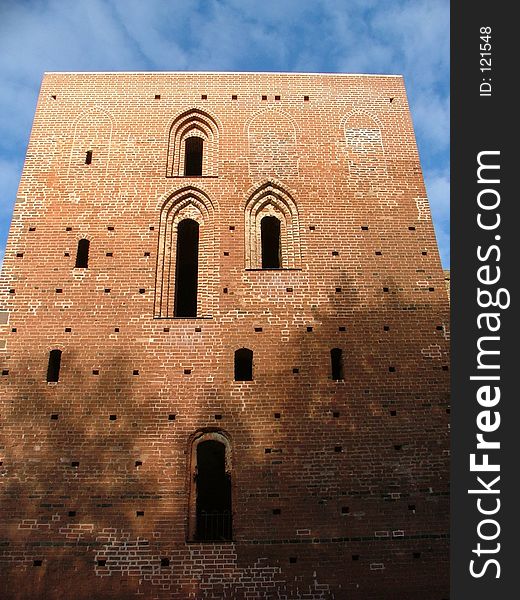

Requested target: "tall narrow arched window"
[
  {"left": 185, "top": 137, "right": 203, "bottom": 176},
  {"left": 174, "top": 219, "right": 199, "bottom": 317},
  {"left": 75, "top": 239, "right": 90, "bottom": 268},
  {"left": 155, "top": 188, "right": 217, "bottom": 319},
  {"left": 47, "top": 349, "right": 62, "bottom": 382},
  {"left": 261, "top": 216, "right": 281, "bottom": 269},
  {"left": 331, "top": 348, "right": 344, "bottom": 381},
  {"left": 195, "top": 438, "right": 232, "bottom": 541},
  {"left": 234, "top": 348, "right": 253, "bottom": 381}
]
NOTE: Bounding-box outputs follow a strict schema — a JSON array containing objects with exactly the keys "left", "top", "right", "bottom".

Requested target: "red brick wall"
[{"left": 0, "top": 73, "right": 450, "bottom": 599}]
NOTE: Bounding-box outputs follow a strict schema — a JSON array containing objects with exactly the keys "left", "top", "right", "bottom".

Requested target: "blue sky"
[{"left": 0, "top": 0, "right": 449, "bottom": 267}]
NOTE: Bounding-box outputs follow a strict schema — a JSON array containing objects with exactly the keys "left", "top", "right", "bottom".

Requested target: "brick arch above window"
[
  {"left": 341, "top": 109, "right": 387, "bottom": 178},
  {"left": 186, "top": 429, "right": 233, "bottom": 542},
  {"left": 166, "top": 108, "right": 221, "bottom": 177},
  {"left": 343, "top": 110, "right": 384, "bottom": 153},
  {"left": 244, "top": 180, "right": 301, "bottom": 270},
  {"left": 67, "top": 107, "right": 114, "bottom": 177},
  {"left": 246, "top": 108, "right": 299, "bottom": 178},
  {"left": 154, "top": 186, "right": 218, "bottom": 318}
]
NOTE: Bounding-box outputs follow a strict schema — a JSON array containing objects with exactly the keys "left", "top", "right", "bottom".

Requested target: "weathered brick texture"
[{"left": 0, "top": 72, "right": 449, "bottom": 599}]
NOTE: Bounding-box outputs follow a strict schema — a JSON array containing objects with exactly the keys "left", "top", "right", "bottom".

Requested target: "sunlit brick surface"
[{"left": 0, "top": 72, "right": 449, "bottom": 599}]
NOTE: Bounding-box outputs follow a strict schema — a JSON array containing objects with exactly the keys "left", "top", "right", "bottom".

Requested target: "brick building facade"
[{"left": 0, "top": 72, "right": 450, "bottom": 599}]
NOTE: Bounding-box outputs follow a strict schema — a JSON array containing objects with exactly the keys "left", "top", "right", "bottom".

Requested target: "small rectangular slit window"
[
  {"left": 85, "top": 151, "right": 93, "bottom": 165},
  {"left": 47, "top": 349, "right": 62, "bottom": 382}
]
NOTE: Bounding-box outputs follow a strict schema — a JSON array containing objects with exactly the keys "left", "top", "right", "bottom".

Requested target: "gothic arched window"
[
  {"left": 154, "top": 187, "right": 217, "bottom": 319},
  {"left": 244, "top": 181, "right": 301, "bottom": 270},
  {"left": 166, "top": 109, "right": 220, "bottom": 177},
  {"left": 188, "top": 431, "right": 232, "bottom": 542}
]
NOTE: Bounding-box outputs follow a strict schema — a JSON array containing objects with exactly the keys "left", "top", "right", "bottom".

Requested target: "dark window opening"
[
  {"left": 331, "top": 348, "right": 344, "bottom": 381},
  {"left": 85, "top": 150, "right": 92, "bottom": 165},
  {"left": 47, "top": 349, "right": 62, "bottom": 382},
  {"left": 184, "top": 137, "right": 203, "bottom": 176},
  {"left": 195, "top": 440, "right": 232, "bottom": 541},
  {"left": 234, "top": 348, "right": 253, "bottom": 381},
  {"left": 174, "top": 219, "right": 199, "bottom": 317},
  {"left": 261, "top": 216, "right": 281, "bottom": 268},
  {"left": 75, "top": 239, "right": 90, "bottom": 268}
]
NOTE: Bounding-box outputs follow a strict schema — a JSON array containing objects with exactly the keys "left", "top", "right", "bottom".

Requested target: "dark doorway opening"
[
  {"left": 185, "top": 137, "right": 203, "bottom": 176},
  {"left": 47, "top": 349, "right": 62, "bottom": 382},
  {"left": 174, "top": 219, "right": 199, "bottom": 317},
  {"left": 261, "top": 216, "right": 281, "bottom": 268},
  {"left": 196, "top": 440, "right": 232, "bottom": 541},
  {"left": 331, "top": 348, "right": 344, "bottom": 381},
  {"left": 234, "top": 348, "right": 253, "bottom": 381},
  {"left": 75, "top": 239, "right": 90, "bottom": 268}
]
